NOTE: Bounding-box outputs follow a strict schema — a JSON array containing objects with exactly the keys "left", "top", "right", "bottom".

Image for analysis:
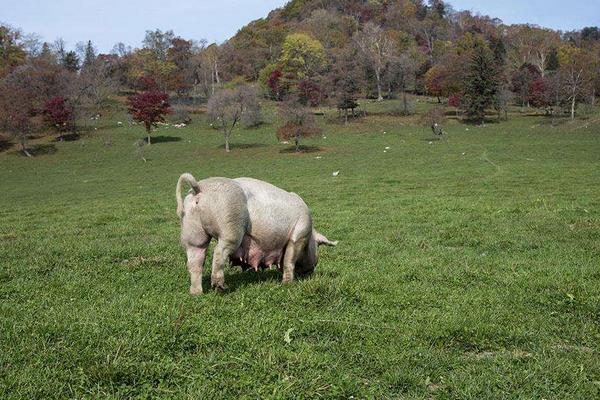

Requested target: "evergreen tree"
[
  {"left": 464, "top": 41, "right": 499, "bottom": 124},
  {"left": 82, "top": 40, "right": 96, "bottom": 70},
  {"left": 62, "top": 51, "right": 80, "bottom": 72}
]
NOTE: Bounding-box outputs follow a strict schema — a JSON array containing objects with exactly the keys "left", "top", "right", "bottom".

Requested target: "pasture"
[{"left": 1, "top": 100, "right": 599, "bottom": 398}]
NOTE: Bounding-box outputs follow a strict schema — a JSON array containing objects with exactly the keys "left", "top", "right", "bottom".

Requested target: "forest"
[{"left": 1, "top": 0, "right": 600, "bottom": 154}]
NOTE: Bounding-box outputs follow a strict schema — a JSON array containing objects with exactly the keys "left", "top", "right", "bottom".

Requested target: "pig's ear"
[{"left": 315, "top": 231, "right": 338, "bottom": 247}]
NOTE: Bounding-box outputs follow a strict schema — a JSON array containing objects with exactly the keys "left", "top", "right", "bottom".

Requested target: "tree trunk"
[
  {"left": 225, "top": 132, "right": 230, "bottom": 152},
  {"left": 375, "top": 69, "right": 383, "bottom": 102},
  {"left": 20, "top": 136, "right": 32, "bottom": 157},
  {"left": 344, "top": 108, "right": 348, "bottom": 125},
  {"left": 402, "top": 90, "right": 408, "bottom": 115},
  {"left": 146, "top": 123, "right": 152, "bottom": 145},
  {"left": 571, "top": 96, "right": 576, "bottom": 120},
  {"left": 295, "top": 136, "right": 300, "bottom": 153}
]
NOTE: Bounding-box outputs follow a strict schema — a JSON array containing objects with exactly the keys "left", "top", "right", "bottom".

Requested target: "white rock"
[
  {"left": 332, "top": 171, "right": 340, "bottom": 177},
  {"left": 385, "top": 146, "right": 390, "bottom": 150}
]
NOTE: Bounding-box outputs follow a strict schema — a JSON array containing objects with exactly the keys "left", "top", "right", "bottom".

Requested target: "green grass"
[{"left": 1, "top": 99, "right": 599, "bottom": 399}]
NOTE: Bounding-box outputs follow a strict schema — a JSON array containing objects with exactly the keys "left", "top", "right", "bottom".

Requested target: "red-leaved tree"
[
  {"left": 44, "top": 97, "right": 73, "bottom": 134},
  {"left": 267, "top": 69, "right": 283, "bottom": 100},
  {"left": 127, "top": 91, "right": 171, "bottom": 144},
  {"left": 528, "top": 77, "right": 551, "bottom": 110}
]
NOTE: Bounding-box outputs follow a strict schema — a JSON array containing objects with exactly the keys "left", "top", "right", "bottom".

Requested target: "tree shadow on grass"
[
  {"left": 52, "top": 133, "right": 81, "bottom": 142},
  {"left": 0, "top": 137, "right": 14, "bottom": 152},
  {"left": 279, "top": 145, "right": 322, "bottom": 154},
  {"left": 150, "top": 136, "right": 182, "bottom": 144},
  {"left": 217, "top": 143, "right": 267, "bottom": 150},
  {"left": 11, "top": 144, "right": 58, "bottom": 157}
]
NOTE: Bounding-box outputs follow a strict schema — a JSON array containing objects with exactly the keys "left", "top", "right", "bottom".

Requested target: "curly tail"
[{"left": 176, "top": 173, "right": 200, "bottom": 218}]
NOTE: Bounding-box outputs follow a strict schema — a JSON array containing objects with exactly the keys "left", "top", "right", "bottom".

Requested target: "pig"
[{"left": 176, "top": 173, "right": 338, "bottom": 295}]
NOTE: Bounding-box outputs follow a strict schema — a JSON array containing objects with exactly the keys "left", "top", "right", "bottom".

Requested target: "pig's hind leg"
[
  {"left": 282, "top": 237, "right": 307, "bottom": 284},
  {"left": 186, "top": 245, "right": 207, "bottom": 296},
  {"left": 210, "top": 238, "right": 240, "bottom": 292}
]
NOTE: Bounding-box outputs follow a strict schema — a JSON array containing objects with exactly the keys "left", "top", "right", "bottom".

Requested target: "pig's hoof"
[
  {"left": 211, "top": 282, "right": 228, "bottom": 293},
  {"left": 190, "top": 286, "right": 203, "bottom": 296}
]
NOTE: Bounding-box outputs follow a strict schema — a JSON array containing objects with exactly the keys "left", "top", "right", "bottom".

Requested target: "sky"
[{"left": 1, "top": 0, "right": 599, "bottom": 53}]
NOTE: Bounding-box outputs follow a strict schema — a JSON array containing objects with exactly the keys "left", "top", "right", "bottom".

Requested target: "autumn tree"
[
  {"left": 354, "top": 23, "right": 394, "bottom": 101},
  {"left": 43, "top": 97, "right": 74, "bottom": 134},
  {"left": 207, "top": 85, "right": 260, "bottom": 152},
  {"left": 506, "top": 25, "right": 560, "bottom": 77},
  {"left": 277, "top": 98, "right": 321, "bottom": 152},
  {"left": 558, "top": 45, "right": 593, "bottom": 119},
  {"left": 166, "top": 37, "right": 194, "bottom": 96},
  {"left": 127, "top": 91, "right": 171, "bottom": 145},
  {"left": 511, "top": 64, "right": 540, "bottom": 107},
  {"left": 278, "top": 33, "right": 326, "bottom": 79},
  {"left": 387, "top": 50, "right": 420, "bottom": 115},
  {"left": 0, "top": 25, "right": 27, "bottom": 78},
  {"left": 0, "top": 65, "right": 41, "bottom": 156}
]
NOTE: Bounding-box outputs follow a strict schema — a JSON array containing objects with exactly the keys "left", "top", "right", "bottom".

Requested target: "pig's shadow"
[
  {"left": 202, "top": 268, "right": 281, "bottom": 293},
  {"left": 201, "top": 267, "right": 331, "bottom": 293}
]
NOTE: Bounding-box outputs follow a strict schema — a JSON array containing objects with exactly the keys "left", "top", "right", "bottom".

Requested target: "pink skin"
[{"left": 230, "top": 236, "right": 285, "bottom": 271}]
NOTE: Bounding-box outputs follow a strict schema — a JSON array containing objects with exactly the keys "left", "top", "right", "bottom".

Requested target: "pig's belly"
[{"left": 230, "top": 235, "right": 285, "bottom": 271}]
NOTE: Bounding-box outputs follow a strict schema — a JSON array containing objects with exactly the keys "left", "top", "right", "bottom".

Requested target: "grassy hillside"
[{"left": 1, "top": 99, "right": 599, "bottom": 398}]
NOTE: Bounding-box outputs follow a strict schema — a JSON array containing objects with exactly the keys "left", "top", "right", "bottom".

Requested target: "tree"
[
  {"left": 278, "top": 33, "right": 326, "bottom": 79},
  {"left": 69, "top": 57, "right": 118, "bottom": 124},
  {"left": 207, "top": 85, "right": 260, "bottom": 152},
  {"left": 276, "top": 99, "right": 321, "bottom": 152},
  {"left": 463, "top": 41, "right": 499, "bottom": 123},
  {"left": 143, "top": 29, "right": 175, "bottom": 62},
  {"left": 0, "top": 25, "right": 27, "bottom": 78},
  {"left": 506, "top": 25, "right": 560, "bottom": 77},
  {"left": 166, "top": 37, "right": 194, "bottom": 96},
  {"left": 81, "top": 40, "right": 97, "bottom": 71},
  {"left": 354, "top": 23, "right": 394, "bottom": 101},
  {"left": 328, "top": 48, "right": 363, "bottom": 124},
  {"left": 528, "top": 77, "right": 552, "bottom": 110},
  {"left": 424, "top": 64, "right": 446, "bottom": 102},
  {"left": 511, "top": 64, "right": 540, "bottom": 107},
  {"left": 127, "top": 91, "right": 171, "bottom": 145},
  {"left": 297, "top": 78, "right": 323, "bottom": 107},
  {"left": 387, "top": 51, "right": 419, "bottom": 115},
  {"left": 62, "top": 51, "right": 80, "bottom": 72},
  {"left": 43, "top": 97, "right": 74, "bottom": 134},
  {"left": 558, "top": 45, "right": 593, "bottom": 120},
  {"left": 0, "top": 65, "right": 39, "bottom": 156}
]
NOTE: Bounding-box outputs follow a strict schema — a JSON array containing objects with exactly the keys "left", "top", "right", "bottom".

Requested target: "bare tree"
[
  {"left": 559, "top": 46, "right": 593, "bottom": 120},
  {"left": 277, "top": 98, "right": 321, "bottom": 152},
  {"left": 68, "top": 57, "right": 118, "bottom": 125},
  {"left": 354, "top": 23, "right": 394, "bottom": 101},
  {"left": 386, "top": 50, "right": 420, "bottom": 115},
  {"left": 207, "top": 85, "right": 260, "bottom": 152}
]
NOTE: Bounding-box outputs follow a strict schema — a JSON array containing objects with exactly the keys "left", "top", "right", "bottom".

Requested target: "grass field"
[{"left": 1, "top": 98, "right": 599, "bottom": 399}]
